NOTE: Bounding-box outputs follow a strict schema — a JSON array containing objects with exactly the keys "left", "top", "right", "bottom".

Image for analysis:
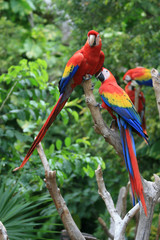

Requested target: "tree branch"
[
  {"left": 95, "top": 165, "right": 121, "bottom": 223},
  {"left": 36, "top": 143, "right": 85, "bottom": 240},
  {"left": 151, "top": 68, "right": 160, "bottom": 118},
  {"left": 36, "top": 142, "right": 50, "bottom": 171},
  {"left": 98, "top": 217, "right": 114, "bottom": 239},
  {"left": 0, "top": 221, "right": 8, "bottom": 240},
  {"left": 156, "top": 214, "right": 160, "bottom": 240},
  {"left": 135, "top": 175, "right": 160, "bottom": 240},
  {"left": 116, "top": 185, "right": 128, "bottom": 218},
  {"left": 95, "top": 165, "right": 139, "bottom": 240}
]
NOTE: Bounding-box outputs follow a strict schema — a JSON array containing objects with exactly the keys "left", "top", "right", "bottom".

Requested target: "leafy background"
[{"left": 0, "top": 0, "right": 160, "bottom": 239}]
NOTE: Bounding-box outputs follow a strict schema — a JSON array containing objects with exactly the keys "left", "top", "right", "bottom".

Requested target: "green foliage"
[{"left": 0, "top": 184, "right": 58, "bottom": 239}]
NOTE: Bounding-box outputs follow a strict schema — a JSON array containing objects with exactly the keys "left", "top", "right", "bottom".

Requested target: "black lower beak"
[{"left": 97, "top": 72, "right": 105, "bottom": 82}]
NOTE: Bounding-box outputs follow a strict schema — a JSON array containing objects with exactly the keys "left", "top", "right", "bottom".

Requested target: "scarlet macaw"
[
  {"left": 97, "top": 67, "right": 148, "bottom": 215},
  {"left": 125, "top": 81, "right": 147, "bottom": 135},
  {"left": 123, "top": 67, "right": 152, "bottom": 87},
  {"left": 14, "top": 30, "right": 105, "bottom": 171}
]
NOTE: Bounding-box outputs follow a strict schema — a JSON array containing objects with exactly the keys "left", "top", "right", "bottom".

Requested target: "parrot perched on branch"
[
  {"left": 125, "top": 81, "right": 147, "bottom": 135},
  {"left": 97, "top": 67, "right": 148, "bottom": 215},
  {"left": 123, "top": 67, "right": 152, "bottom": 87},
  {"left": 14, "top": 30, "right": 105, "bottom": 171}
]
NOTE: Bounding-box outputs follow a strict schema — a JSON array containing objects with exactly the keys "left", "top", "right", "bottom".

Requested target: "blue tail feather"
[
  {"left": 129, "top": 126, "right": 136, "bottom": 156},
  {"left": 117, "top": 117, "right": 134, "bottom": 176}
]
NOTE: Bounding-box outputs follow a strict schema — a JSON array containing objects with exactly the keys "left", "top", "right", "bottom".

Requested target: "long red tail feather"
[
  {"left": 125, "top": 128, "right": 147, "bottom": 215},
  {"left": 13, "top": 94, "right": 68, "bottom": 171}
]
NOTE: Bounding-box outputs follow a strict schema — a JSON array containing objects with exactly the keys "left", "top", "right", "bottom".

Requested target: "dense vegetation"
[{"left": 0, "top": 0, "right": 160, "bottom": 239}]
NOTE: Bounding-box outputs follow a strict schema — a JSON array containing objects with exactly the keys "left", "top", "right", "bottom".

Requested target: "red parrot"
[
  {"left": 97, "top": 67, "right": 148, "bottom": 215},
  {"left": 125, "top": 82, "right": 147, "bottom": 135},
  {"left": 123, "top": 67, "right": 152, "bottom": 86},
  {"left": 14, "top": 30, "right": 105, "bottom": 171}
]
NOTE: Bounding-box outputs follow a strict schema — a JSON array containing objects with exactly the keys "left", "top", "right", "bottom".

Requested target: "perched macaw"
[
  {"left": 14, "top": 30, "right": 105, "bottom": 171},
  {"left": 97, "top": 67, "right": 148, "bottom": 215},
  {"left": 123, "top": 67, "right": 152, "bottom": 87},
  {"left": 125, "top": 82, "right": 147, "bottom": 135}
]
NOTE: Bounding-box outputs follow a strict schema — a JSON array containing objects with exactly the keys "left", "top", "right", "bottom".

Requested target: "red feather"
[
  {"left": 125, "top": 128, "right": 147, "bottom": 215},
  {"left": 14, "top": 30, "right": 105, "bottom": 171},
  {"left": 13, "top": 94, "right": 67, "bottom": 171},
  {"left": 125, "top": 82, "right": 147, "bottom": 135},
  {"left": 98, "top": 68, "right": 148, "bottom": 215}
]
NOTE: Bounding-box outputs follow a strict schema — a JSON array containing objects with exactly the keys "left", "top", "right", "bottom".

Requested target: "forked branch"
[{"left": 36, "top": 143, "right": 85, "bottom": 240}]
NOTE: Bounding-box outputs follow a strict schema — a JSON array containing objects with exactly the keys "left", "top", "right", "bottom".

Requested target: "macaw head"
[
  {"left": 123, "top": 74, "right": 132, "bottom": 84},
  {"left": 123, "top": 67, "right": 145, "bottom": 84},
  {"left": 96, "top": 67, "right": 110, "bottom": 82},
  {"left": 123, "top": 69, "right": 134, "bottom": 84},
  {"left": 87, "top": 30, "right": 101, "bottom": 47}
]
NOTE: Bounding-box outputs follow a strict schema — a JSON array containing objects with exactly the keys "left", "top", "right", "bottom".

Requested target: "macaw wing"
[
  {"left": 132, "top": 68, "right": 152, "bottom": 86},
  {"left": 59, "top": 52, "right": 84, "bottom": 94},
  {"left": 100, "top": 87, "right": 142, "bottom": 133}
]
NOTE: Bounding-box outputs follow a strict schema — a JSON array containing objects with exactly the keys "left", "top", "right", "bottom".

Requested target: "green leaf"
[
  {"left": 56, "top": 139, "right": 62, "bottom": 150},
  {"left": 71, "top": 110, "right": 79, "bottom": 122},
  {"left": 64, "top": 137, "right": 71, "bottom": 147},
  {"left": 5, "top": 129, "right": 14, "bottom": 138},
  {"left": 61, "top": 109, "right": 69, "bottom": 125},
  {"left": 83, "top": 165, "right": 94, "bottom": 178}
]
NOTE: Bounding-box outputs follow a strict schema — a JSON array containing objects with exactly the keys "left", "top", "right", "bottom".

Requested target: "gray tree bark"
[
  {"left": 151, "top": 68, "right": 160, "bottom": 118},
  {"left": 0, "top": 221, "right": 8, "bottom": 240}
]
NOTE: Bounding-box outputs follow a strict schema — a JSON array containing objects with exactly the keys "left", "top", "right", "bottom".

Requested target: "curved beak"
[
  {"left": 125, "top": 75, "right": 131, "bottom": 81},
  {"left": 88, "top": 34, "right": 96, "bottom": 47},
  {"left": 96, "top": 71, "right": 105, "bottom": 82}
]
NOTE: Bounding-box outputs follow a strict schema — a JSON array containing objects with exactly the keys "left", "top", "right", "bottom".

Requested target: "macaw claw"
[
  {"left": 110, "top": 119, "right": 117, "bottom": 130},
  {"left": 83, "top": 74, "right": 92, "bottom": 81},
  {"left": 95, "top": 102, "right": 102, "bottom": 109},
  {"left": 91, "top": 83, "right": 94, "bottom": 90}
]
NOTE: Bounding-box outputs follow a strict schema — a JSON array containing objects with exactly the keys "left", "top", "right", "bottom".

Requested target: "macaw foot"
[
  {"left": 90, "top": 83, "right": 94, "bottom": 90},
  {"left": 110, "top": 119, "right": 118, "bottom": 130},
  {"left": 83, "top": 74, "right": 92, "bottom": 81},
  {"left": 94, "top": 102, "right": 102, "bottom": 109}
]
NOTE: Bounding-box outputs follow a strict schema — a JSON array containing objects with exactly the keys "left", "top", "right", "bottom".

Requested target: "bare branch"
[
  {"left": 96, "top": 165, "right": 140, "bottom": 240},
  {"left": 36, "top": 142, "right": 50, "bottom": 172},
  {"left": 151, "top": 68, "right": 160, "bottom": 118},
  {"left": 135, "top": 175, "right": 160, "bottom": 240},
  {"left": 116, "top": 186, "right": 128, "bottom": 218},
  {"left": 36, "top": 143, "right": 85, "bottom": 240},
  {"left": 95, "top": 165, "right": 121, "bottom": 223},
  {"left": 61, "top": 230, "right": 97, "bottom": 240},
  {"left": 98, "top": 217, "right": 114, "bottom": 239},
  {"left": 156, "top": 214, "right": 160, "bottom": 240},
  {"left": 121, "top": 203, "right": 139, "bottom": 235},
  {"left": 0, "top": 221, "right": 8, "bottom": 240}
]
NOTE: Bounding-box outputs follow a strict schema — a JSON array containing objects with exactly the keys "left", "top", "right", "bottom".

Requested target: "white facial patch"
[
  {"left": 102, "top": 68, "right": 110, "bottom": 80},
  {"left": 125, "top": 75, "right": 131, "bottom": 81},
  {"left": 96, "top": 34, "right": 100, "bottom": 46}
]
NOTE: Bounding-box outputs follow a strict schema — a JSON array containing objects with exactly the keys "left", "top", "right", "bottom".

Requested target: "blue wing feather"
[
  {"left": 136, "top": 79, "right": 153, "bottom": 87},
  {"left": 101, "top": 94, "right": 147, "bottom": 140},
  {"left": 59, "top": 65, "right": 79, "bottom": 94}
]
